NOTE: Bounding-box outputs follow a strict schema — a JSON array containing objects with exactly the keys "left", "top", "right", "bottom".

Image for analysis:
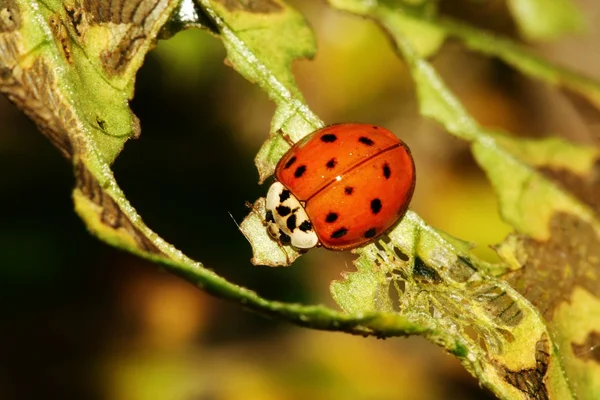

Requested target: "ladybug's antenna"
[{"left": 228, "top": 211, "right": 251, "bottom": 244}]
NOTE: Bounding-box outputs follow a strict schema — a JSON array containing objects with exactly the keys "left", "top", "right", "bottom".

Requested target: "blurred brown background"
[{"left": 1, "top": 1, "right": 599, "bottom": 399}]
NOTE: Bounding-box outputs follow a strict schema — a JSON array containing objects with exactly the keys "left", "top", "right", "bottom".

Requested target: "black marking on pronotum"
[
  {"left": 331, "top": 227, "right": 348, "bottom": 239},
  {"left": 359, "top": 136, "right": 374, "bottom": 146},
  {"left": 284, "top": 156, "right": 297, "bottom": 169},
  {"left": 286, "top": 214, "right": 297, "bottom": 231},
  {"left": 364, "top": 228, "right": 377, "bottom": 238},
  {"left": 321, "top": 133, "right": 337, "bottom": 143},
  {"left": 279, "top": 230, "right": 291, "bottom": 244},
  {"left": 294, "top": 165, "right": 307, "bottom": 178},
  {"left": 299, "top": 220, "right": 312, "bottom": 232},
  {"left": 279, "top": 189, "right": 291, "bottom": 202},
  {"left": 326, "top": 158, "right": 337, "bottom": 169},
  {"left": 325, "top": 212, "right": 338, "bottom": 223},
  {"left": 383, "top": 163, "right": 391, "bottom": 179},
  {"left": 276, "top": 205, "right": 291, "bottom": 217},
  {"left": 371, "top": 198, "right": 382, "bottom": 214},
  {"left": 266, "top": 210, "right": 275, "bottom": 223},
  {"left": 344, "top": 186, "right": 354, "bottom": 195}
]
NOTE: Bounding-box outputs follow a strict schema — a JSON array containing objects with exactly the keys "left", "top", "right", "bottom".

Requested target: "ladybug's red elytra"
[{"left": 266, "top": 123, "right": 415, "bottom": 251}]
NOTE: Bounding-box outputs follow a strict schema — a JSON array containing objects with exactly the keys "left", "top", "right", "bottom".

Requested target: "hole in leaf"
[
  {"left": 478, "top": 335, "right": 489, "bottom": 354},
  {"left": 387, "top": 281, "right": 402, "bottom": 312},
  {"left": 396, "top": 279, "right": 406, "bottom": 293},
  {"left": 464, "top": 325, "right": 479, "bottom": 343},
  {"left": 393, "top": 247, "right": 409, "bottom": 261},
  {"left": 379, "top": 234, "right": 392, "bottom": 245},
  {"left": 413, "top": 256, "right": 443, "bottom": 284}
]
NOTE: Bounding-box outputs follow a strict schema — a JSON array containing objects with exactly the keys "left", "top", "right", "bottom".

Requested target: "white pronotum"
[{"left": 265, "top": 182, "right": 318, "bottom": 249}]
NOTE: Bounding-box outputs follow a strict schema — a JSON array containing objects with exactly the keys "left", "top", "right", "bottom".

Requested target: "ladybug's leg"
[
  {"left": 246, "top": 200, "right": 275, "bottom": 232},
  {"left": 275, "top": 128, "right": 296, "bottom": 147},
  {"left": 245, "top": 201, "right": 264, "bottom": 223}
]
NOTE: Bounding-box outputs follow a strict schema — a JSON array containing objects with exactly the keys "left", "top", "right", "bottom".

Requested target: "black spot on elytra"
[
  {"left": 279, "top": 230, "right": 291, "bottom": 244},
  {"left": 371, "top": 198, "right": 382, "bottom": 214},
  {"left": 331, "top": 227, "right": 348, "bottom": 239},
  {"left": 383, "top": 163, "right": 391, "bottom": 179},
  {"left": 284, "top": 156, "right": 297, "bottom": 169},
  {"left": 325, "top": 212, "right": 338, "bottom": 223},
  {"left": 326, "top": 158, "right": 337, "bottom": 169},
  {"left": 372, "top": 126, "right": 379, "bottom": 130},
  {"left": 299, "top": 220, "right": 312, "bottom": 232},
  {"left": 359, "top": 136, "right": 374, "bottom": 146},
  {"left": 286, "top": 214, "right": 297, "bottom": 231},
  {"left": 276, "top": 205, "right": 291, "bottom": 217},
  {"left": 364, "top": 228, "right": 377, "bottom": 238},
  {"left": 279, "top": 189, "right": 291, "bottom": 202},
  {"left": 344, "top": 186, "right": 354, "bottom": 195},
  {"left": 321, "top": 133, "right": 337, "bottom": 143},
  {"left": 294, "top": 165, "right": 306, "bottom": 178},
  {"left": 266, "top": 210, "right": 275, "bottom": 223}
]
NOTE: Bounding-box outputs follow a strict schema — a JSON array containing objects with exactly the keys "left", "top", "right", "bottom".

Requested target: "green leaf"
[{"left": 507, "top": 0, "right": 584, "bottom": 41}]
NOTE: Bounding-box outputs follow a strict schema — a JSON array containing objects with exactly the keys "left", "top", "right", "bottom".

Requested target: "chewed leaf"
[
  {"left": 0, "top": 0, "right": 158, "bottom": 163},
  {"left": 332, "top": 211, "right": 572, "bottom": 399},
  {"left": 507, "top": 0, "right": 584, "bottom": 41},
  {"left": 0, "top": 0, "right": 206, "bottom": 263},
  {"left": 479, "top": 126, "right": 600, "bottom": 400},
  {"left": 0, "top": 0, "right": 204, "bottom": 299},
  {"left": 473, "top": 134, "right": 600, "bottom": 239},
  {"left": 239, "top": 198, "right": 301, "bottom": 267},
  {"left": 196, "top": 0, "right": 323, "bottom": 182},
  {"left": 498, "top": 213, "right": 600, "bottom": 400}
]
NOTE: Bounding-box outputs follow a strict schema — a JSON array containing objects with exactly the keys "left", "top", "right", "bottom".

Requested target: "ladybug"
[{"left": 266, "top": 123, "right": 415, "bottom": 251}]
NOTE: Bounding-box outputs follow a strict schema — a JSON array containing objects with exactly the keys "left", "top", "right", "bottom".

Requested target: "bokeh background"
[{"left": 1, "top": 1, "right": 599, "bottom": 399}]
